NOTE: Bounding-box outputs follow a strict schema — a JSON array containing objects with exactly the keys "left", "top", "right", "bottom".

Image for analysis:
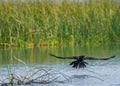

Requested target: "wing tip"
[
  {"left": 49, "top": 53, "right": 52, "bottom": 56},
  {"left": 110, "top": 55, "right": 116, "bottom": 58},
  {"left": 49, "top": 53, "right": 55, "bottom": 57}
]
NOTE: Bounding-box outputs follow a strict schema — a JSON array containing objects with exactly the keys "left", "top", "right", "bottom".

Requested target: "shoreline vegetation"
[{"left": 0, "top": 0, "right": 120, "bottom": 48}]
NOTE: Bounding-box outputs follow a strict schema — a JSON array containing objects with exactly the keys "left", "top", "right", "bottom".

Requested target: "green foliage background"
[{"left": 0, "top": 0, "right": 120, "bottom": 47}]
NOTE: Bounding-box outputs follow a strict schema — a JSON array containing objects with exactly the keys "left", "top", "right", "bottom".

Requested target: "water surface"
[{"left": 0, "top": 44, "right": 120, "bottom": 86}]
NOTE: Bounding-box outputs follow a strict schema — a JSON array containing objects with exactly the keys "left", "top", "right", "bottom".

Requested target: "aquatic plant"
[
  {"left": 0, "top": 0, "right": 119, "bottom": 47},
  {"left": 0, "top": 56, "right": 71, "bottom": 85}
]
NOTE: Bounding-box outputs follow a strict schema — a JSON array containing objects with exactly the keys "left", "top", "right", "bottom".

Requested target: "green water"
[{"left": 0, "top": 44, "right": 120, "bottom": 66}]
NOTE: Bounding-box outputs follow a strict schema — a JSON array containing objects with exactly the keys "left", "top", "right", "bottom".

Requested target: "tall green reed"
[{"left": 0, "top": 0, "right": 119, "bottom": 47}]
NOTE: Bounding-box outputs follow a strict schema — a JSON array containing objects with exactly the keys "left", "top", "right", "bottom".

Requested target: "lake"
[{"left": 0, "top": 44, "right": 120, "bottom": 86}]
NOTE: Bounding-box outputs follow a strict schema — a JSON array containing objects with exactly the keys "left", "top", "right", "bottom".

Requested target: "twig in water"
[{"left": 13, "top": 56, "right": 28, "bottom": 68}]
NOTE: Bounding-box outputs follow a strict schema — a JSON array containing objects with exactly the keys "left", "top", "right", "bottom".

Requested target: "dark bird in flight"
[{"left": 49, "top": 54, "right": 115, "bottom": 68}]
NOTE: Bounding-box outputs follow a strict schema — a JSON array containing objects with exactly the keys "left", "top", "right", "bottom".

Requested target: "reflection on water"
[{"left": 0, "top": 44, "right": 120, "bottom": 66}]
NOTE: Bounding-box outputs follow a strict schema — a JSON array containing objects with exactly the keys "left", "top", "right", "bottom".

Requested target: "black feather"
[{"left": 49, "top": 54, "right": 116, "bottom": 68}]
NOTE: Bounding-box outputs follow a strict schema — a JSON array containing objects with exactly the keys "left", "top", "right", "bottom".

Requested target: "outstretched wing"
[
  {"left": 49, "top": 54, "right": 116, "bottom": 69},
  {"left": 49, "top": 53, "right": 115, "bottom": 60},
  {"left": 85, "top": 55, "right": 116, "bottom": 60},
  {"left": 49, "top": 53, "right": 76, "bottom": 59}
]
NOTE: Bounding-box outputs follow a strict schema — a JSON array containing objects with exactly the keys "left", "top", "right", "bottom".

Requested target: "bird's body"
[{"left": 49, "top": 54, "right": 115, "bottom": 68}]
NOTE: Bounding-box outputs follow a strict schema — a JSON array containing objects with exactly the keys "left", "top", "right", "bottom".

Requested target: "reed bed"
[{"left": 0, "top": 0, "right": 120, "bottom": 47}]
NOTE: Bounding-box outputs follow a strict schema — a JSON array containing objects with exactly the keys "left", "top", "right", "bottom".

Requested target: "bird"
[{"left": 49, "top": 53, "right": 116, "bottom": 68}]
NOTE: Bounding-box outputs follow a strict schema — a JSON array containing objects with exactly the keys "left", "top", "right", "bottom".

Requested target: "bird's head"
[{"left": 78, "top": 56, "right": 85, "bottom": 61}]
